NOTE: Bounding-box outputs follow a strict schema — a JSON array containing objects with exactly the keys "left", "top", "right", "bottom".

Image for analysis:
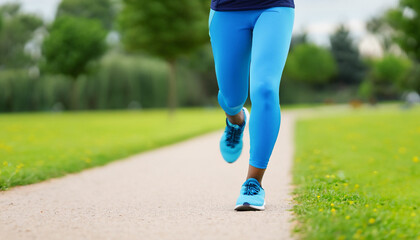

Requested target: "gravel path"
[{"left": 0, "top": 112, "right": 296, "bottom": 240}]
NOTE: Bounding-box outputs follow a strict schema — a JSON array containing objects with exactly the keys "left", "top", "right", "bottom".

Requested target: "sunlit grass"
[
  {"left": 293, "top": 105, "right": 420, "bottom": 239},
  {"left": 0, "top": 108, "right": 225, "bottom": 190}
]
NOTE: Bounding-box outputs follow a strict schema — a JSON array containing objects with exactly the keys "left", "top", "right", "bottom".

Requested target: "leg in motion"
[
  {"left": 235, "top": 7, "right": 294, "bottom": 211},
  {"left": 209, "top": 10, "right": 253, "bottom": 163},
  {"left": 248, "top": 7, "right": 295, "bottom": 177}
]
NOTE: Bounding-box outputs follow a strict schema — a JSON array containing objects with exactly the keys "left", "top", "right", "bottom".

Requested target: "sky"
[{"left": 0, "top": 0, "right": 400, "bottom": 46}]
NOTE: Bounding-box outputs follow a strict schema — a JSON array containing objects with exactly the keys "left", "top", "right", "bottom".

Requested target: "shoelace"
[
  {"left": 244, "top": 182, "right": 260, "bottom": 195},
  {"left": 225, "top": 120, "right": 243, "bottom": 148}
]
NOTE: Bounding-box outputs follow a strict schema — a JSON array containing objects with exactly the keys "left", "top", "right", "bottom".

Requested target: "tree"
[
  {"left": 361, "top": 55, "right": 412, "bottom": 100},
  {"left": 42, "top": 16, "right": 107, "bottom": 78},
  {"left": 284, "top": 44, "right": 337, "bottom": 85},
  {"left": 386, "top": 0, "right": 420, "bottom": 62},
  {"left": 42, "top": 16, "right": 107, "bottom": 108},
  {"left": 0, "top": 3, "right": 43, "bottom": 69},
  {"left": 118, "top": 0, "right": 209, "bottom": 113},
  {"left": 329, "top": 25, "right": 366, "bottom": 85},
  {"left": 56, "top": 0, "right": 115, "bottom": 30}
]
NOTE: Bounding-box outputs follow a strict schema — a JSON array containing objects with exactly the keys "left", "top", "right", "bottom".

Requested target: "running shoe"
[
  {"left": 219, "top": 107, "right": 250, "bottom": 163},
  {"left": 234, "top": 178, "right": 265, "bottom": 211}
]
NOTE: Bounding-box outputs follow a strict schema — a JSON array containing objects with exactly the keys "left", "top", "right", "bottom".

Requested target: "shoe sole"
[{"left": 234, "top": 202, "right": 265, "bottom": 211}]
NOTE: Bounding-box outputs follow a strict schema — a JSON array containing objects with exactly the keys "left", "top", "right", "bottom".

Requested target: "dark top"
[{"left": 210, "top": 0, "right": 295, "bottom": 11}]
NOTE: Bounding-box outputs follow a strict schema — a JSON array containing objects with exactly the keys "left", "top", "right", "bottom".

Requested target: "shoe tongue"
[
  {"left": 246, "top": 178, "right": 261, "bottom": 187},
  {"left": 227, "top": 119, "right": 241, "bottom": 129}
]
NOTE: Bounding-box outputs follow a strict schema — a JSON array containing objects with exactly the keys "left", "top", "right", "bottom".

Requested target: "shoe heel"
[{"left": 243, "top": 107, "right": 250, "bottom": 131}]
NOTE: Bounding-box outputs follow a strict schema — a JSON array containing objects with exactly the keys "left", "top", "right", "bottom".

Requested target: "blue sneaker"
[
  {"left": 219, "top": 107, "right": 250, "bottom": 163},
  {"left": 234, "top": 178, "right": 265, "bottom": 211}
]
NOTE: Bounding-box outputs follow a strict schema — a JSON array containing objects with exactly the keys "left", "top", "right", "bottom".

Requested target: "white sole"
[{"left": 234, "top": 202, "right": 265, "bottom": 211}]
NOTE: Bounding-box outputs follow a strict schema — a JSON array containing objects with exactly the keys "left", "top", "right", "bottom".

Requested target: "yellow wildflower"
[
  {"left": 331, "top": 203, "right": 335, "bottom": 207},
  {"left": 354, "top": 184, "right": 360, "bottom": 189},
  {"left": 317, "top": 195, "right": 320, "bottom": 199},
  {"left": 319, "top": 208, "right": 323, "bottom": 212},
  {"left": 411, "top": 212, "right": 416, "bottom": 217},
  {"left": 413, "top": 156, "right": 419, "bottom": 163},
  {"left": 373, "top": 208, "right": 377, "bottom": 212},
  {"left": 3, "top": 161, "right": 7, "bottom": 166},
  {"left": 349, "top": 201, "right": 354, "bottom": 205},
  {"left": 365, "top": 204, "right": 369, "bottom": 208},
  {"left": 369, "top": 218, "right": 375, "bottom": 224},
  {"left": 345, "top": 215, "right": 350, "bottom": 220},
  {"left": 331, "top": 208, "right": 336, "bottom": 214}
]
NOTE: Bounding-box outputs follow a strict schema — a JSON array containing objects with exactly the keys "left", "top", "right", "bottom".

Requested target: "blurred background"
[{"left": 0, "top": 0, "right": 419, "bottom": 113}]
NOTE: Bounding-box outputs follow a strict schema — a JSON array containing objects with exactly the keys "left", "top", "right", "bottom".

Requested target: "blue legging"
[{"left": 209, "top": 7, "right": 294, "bottom": 169}]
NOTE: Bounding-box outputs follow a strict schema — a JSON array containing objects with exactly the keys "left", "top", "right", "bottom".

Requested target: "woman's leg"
[
  {"left": 209, "top": 10, "right": 253, "bottom": 117},
  {"left": 248, "top": 7, "right": 295, "bottom": 182}
]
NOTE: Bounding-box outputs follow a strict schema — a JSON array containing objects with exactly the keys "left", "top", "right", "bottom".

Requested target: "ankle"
[{"left": 226, "top": 110, "right": 244, "bottom": 125}]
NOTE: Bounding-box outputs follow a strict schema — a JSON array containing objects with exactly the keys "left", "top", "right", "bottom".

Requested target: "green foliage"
[
  {"left": 405, "top": 63, "right": 420, "bottom": 92},
  {"left": 0, "top": 3, "right": 20, "bottom": 16},
  {"left": 330, "top": 25, "right": 366, "bottom": 85},
  {"left": 118, "top": 0, "right": 210, "bottom": 112},
  {"left": 0, "top": 108, "right": 225, "bottom": 190},
  {"left": 285, "top": 44, "right": 337, "bottom": 85},
  {"left": 178, "top": 44, "right": 218, "bottom": 103},
  {"left": 56, "top": 0, "right": 115, "bottom": 30},
  {"left": 0, "top": 3, "right": 43, "bottom": 68},
  {"left": 280, "top": 78, "right": 359, "bottom": 104},
  {"left": 77, "top": 53, "right": 169, "bottom": 109},
  {"left": 118, "top": 0, "right": 209, "bottom": 60},
  {"left": 371, "top": 55, "right": 412, "bottom": 85},
  {"left": 293, "top": 106, "right": 420, "bottom": 240},
  {"left": 357, "top": 80, "right": 374, "bottom": 101},
  {"left": 362, "top": 55, "right": 412, "bottom": 100},
  {"left": 0, "top": 69, "right": 73, "bottom": 112},
  {"left": 42, "top": 16, "right": 107, "bottom": 78},
  {"left": 0, "top": 53, "right": 178, "bottom": 112},
  {"left": 0, "top": 70, "right": 35, "bottom": 111},
  {"left": 386, "top": 0, "right": 420, "bottom": 62}
]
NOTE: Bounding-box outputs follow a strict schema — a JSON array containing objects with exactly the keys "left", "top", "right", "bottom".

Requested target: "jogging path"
[{"left": 0, "top": 112, "right": 296, "bottom": 240}]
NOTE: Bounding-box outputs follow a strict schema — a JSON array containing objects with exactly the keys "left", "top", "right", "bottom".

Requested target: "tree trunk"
[{"left": 167, "top": 59, "right": 177, "bottom": 116}]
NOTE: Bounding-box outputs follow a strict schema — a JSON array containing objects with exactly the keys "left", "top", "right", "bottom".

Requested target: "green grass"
[
  {"left": 293, "top": 105, "right": 420, "bottom": 240},
  {"left": 0, "top": 108, "right": 225, "bottom": 190}
]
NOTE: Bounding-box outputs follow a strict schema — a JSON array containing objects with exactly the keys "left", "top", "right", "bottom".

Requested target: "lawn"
[
  {"left": 292, "top": 105, "right": 420, "bottom": 240},
  {"left": 0, "top": 108, "right": 225, "bottom": 190}
]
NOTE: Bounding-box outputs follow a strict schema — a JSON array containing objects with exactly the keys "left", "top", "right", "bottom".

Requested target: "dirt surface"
[{"left": 0, "top": 112, "right": 296, "bottom": 240}]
